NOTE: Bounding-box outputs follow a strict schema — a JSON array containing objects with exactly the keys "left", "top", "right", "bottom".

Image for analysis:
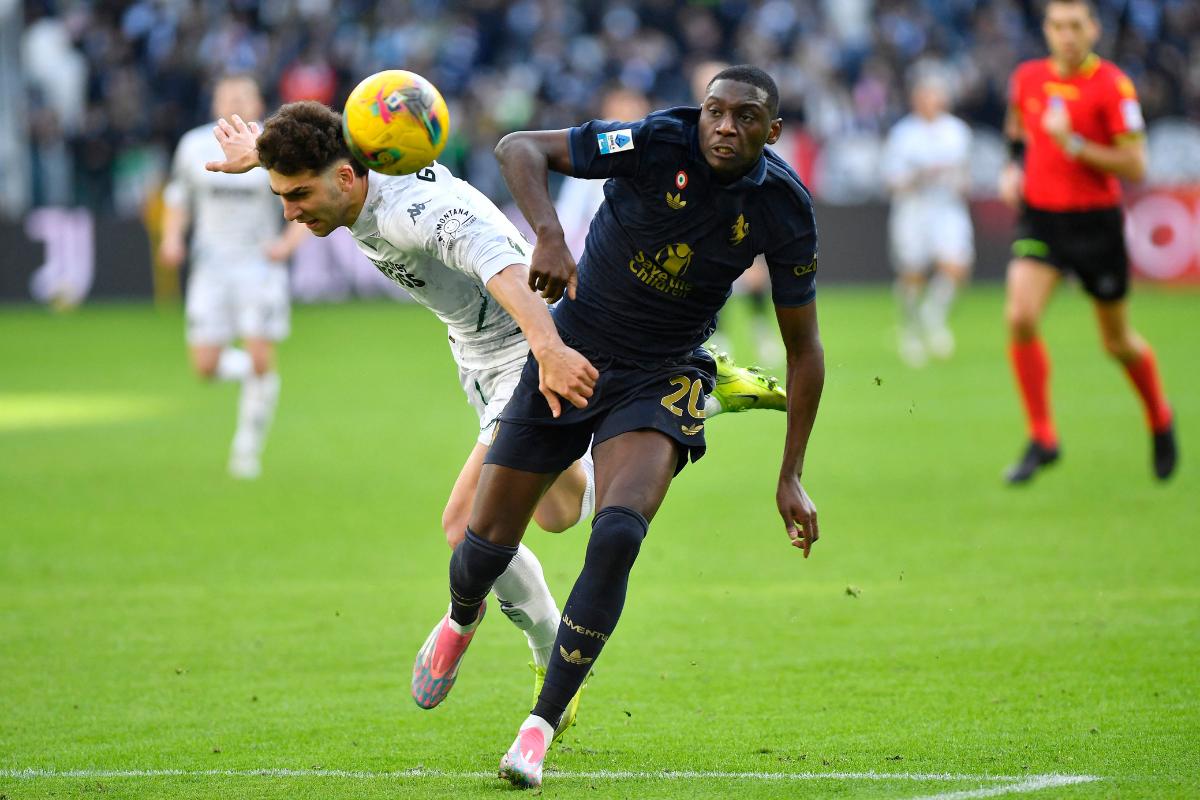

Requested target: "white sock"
[
  {"left": 491, "top": 544, "right": 560, "bottom": 668},
  {"left": 216, "top": 347, "right": 252, "bottom": 381},
  {"left": 232, "top": 371, "right": 280, "bottom": 457},
  {"left": 446, "top": 602, "right": 483, "bottom": 635},
  {"left": 703, "top": 394, "right": 724, "bottom": 417},
  {"left": 520, "top": 713, "right": 555, "bottom": 742},
  {"left": 921, "top": 272, "right": 958, "bottom": 331},
  {"left": 575, "top": 452, "right": 596, "bottom": 527}
]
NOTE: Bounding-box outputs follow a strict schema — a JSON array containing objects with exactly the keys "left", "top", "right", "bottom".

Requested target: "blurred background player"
[
  {"left": 1000, "top": 0, "right": 1177, "bottom": 483},
  {"left": 159, "top": 74, "right": 307, "bottom": 479},
  {"left": 883, "top": 69, "right": 974, "bottom": 367}
]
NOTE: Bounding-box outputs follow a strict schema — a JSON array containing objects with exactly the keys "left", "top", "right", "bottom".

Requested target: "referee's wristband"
[
  {"left": 1006, "top": 138, "right": 1025, "bottom": 162},
  {"left": 1063, "top": 133, "right": 1086, "bottom": 158}
]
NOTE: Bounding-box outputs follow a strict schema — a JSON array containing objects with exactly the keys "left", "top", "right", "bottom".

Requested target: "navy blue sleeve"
[
  {"left": 566, "top": 112, "right": 688, "bottom": 181},
  {"left": 764, "top": 189, "right": 819, "bottom": 307}
]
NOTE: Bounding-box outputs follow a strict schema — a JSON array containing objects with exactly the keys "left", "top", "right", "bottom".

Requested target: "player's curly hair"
[
  {"left": 257, "top": 101, "right": 368, "bottom": 177},
  {"left": 707, "top": 65, "right": 780, "bottom": 118}
]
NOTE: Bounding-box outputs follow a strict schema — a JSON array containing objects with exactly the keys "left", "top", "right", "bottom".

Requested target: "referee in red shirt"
[{"left": 999, "top": 0, "right": 1177, "bottom": 484}]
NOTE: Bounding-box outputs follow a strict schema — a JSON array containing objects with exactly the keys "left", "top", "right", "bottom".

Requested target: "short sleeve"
[
  {"left": 162, "top": 132, "right": 195, "bottom": 210},
  {"left": 566, "top": 112, "right": 686, "bottom": 181},
  {"left": 1103, "top": 68, "right": 1145, "bottom": 140},
  {"left": 764, "top": 191, "right": 819, "bottom": 308},
  {"left": 377, "top": 185, "right": 531, "bottom": 287},
  {"left": 881, "top": 123, "right": 913, "bottom": 187}
]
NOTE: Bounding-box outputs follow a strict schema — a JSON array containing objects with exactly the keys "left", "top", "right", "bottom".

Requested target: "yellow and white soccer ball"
[{"left": 342, "top": 70, "right": 450, "bottom": 175}]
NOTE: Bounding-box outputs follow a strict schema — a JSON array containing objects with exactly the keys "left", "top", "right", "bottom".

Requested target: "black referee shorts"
[{"left": 1010, "top": 205, "right": 1129, "bottom": 302}]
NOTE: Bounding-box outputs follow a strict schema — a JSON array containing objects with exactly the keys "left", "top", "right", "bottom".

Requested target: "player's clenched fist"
[{"left": 528, "top": 232, "right": 578, "bottom": 303}]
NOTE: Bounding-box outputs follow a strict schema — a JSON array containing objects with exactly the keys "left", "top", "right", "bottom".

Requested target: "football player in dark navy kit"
[{"left": 411, "top": 66, "right": 824, "bottom": 789}]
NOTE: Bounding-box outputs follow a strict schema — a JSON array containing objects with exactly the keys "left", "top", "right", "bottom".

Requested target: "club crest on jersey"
[
  {"left": 596, "top": 129, "right": 634, "bottom": 155},
  {"left": 665, "top": 191, "right": 687, "bottom": 210},
  {"left": 674, "top": 170, "right": 688, "bottom": 189},
  {"left": 730, "top": 213, "right": 749, "bottom": 246}
]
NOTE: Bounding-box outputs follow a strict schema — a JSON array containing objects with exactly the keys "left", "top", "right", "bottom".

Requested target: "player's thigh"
[
  {"left": 535, "top": 460, "right": 588, "bottom": 534},
  {"left": 443, "top": 442, "right": 489, "bottom": 547},
  {"left": 1005, "top": 258, "right": 1059, "bottom": 328},
  {"left": 592, "top": 430, "right": 679, "bottom": 523},
  {"left": 889, "top": 205, "right": 932, "bottom": 272},
  {"left": 469, "top": 463, "right": 560, "bottom": 547},
  {"left": 185, "top": 270, "right": 236, "bottom": 350}
]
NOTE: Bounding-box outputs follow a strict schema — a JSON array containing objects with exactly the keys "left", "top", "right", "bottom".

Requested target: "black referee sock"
[
  {"left": 448, "top": 528, "right": 517, "bottom": 626},
  {"left": 532, "top": 505, "right": 648, "bottom": 725}
]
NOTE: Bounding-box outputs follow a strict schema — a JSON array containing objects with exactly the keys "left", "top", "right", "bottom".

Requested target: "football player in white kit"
[
  {"left": 204, "top": 100, "right": 786, "bottom": 738},
  {"left": 882, "top": 72, "right": 975, "bottom": 367},
  {"left": 160, "top": 75, "right": 309, "bottom": 478}
]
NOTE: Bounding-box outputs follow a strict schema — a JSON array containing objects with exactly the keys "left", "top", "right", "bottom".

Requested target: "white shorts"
[
  {"left": 186, "top": 265, "right": 291, "bottom": 345},
  {"left": 889, "top": 202, "right": 975, "bottom": 274},
  {"left": 459, "top": 351, "right": 528, "bottom": 445}
]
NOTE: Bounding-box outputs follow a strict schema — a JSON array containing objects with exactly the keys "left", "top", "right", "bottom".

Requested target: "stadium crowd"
[{"left": 12, "top": 0, "right": 1200, "bottom": 216}]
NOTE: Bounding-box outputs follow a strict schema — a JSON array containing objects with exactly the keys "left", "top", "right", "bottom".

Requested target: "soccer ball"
[{"left": 342, "top": 70, "right": 450, "bottom": 175}]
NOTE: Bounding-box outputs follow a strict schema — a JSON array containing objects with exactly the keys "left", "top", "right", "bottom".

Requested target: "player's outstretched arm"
[
  {"left": 775, "top": 303, "right": 825, "bottom": 558},
  {"left": 486, "top": 263, "right": 599, "bottom": 418},
  {"left": 205, "top": 115, "right": 262, "bottom": 174},
  {"left": 494, "top": 130, "right": 577, "bottom": 302}
]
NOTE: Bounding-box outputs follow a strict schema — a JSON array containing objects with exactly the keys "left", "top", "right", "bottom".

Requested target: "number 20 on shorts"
[{"left": 660, "top": 375, "right": 705, "bottom": 419}]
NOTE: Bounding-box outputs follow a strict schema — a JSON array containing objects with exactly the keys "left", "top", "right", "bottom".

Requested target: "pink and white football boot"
[{"left": 410, "top": 601, "right": 485, "bottom": 709}]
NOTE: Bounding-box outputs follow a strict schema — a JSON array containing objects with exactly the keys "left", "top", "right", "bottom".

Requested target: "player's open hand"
[
  {"left": 206, "top": 114, "right": 262, "bottom": 174},
  {"left": 537, "top": 344, "right": 599, "bottom": 418},
  {"left": 998, "top": 162, "right": 1023, "bottom": 209},
  {"left": 777, "top": 474, "right": 819, "bottom": 558},
  {"left": 529, "top": 232, "right": 578, "bottom": 303}
]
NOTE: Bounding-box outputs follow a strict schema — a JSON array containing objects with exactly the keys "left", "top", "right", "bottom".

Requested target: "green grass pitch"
[{"left": 1, "top": 285, "right": 1197, "bottom": 799}]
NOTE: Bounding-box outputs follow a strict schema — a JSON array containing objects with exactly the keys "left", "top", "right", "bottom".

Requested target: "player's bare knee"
[
  {"left": 1101, "top": 333, "right": 1138, "bottom": 362},
  {"left": 1005, "top": 305, "right": 1039, "bottom": 341},
  {"left": 192, "top": 356, "right": 220, "bottom": 380},
  {"left": 532, "top": 504, "right": 571, "bottom": 534}
]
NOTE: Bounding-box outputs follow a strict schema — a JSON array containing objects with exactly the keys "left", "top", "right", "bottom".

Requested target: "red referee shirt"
[{"left": 1010, "top": 54, "right": 1145, "bottom": 211}]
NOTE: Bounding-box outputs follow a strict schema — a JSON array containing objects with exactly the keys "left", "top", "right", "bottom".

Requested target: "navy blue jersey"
[{"left": 553, "top": 107, "right": 819, "bottom": 363}]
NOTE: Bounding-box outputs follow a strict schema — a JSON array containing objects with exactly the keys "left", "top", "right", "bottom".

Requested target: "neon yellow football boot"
[
  {"left": 707, "top": 348, "right": 787, "bottom": 413},
  {"left": 530, "top": 663, "right": 589, "bottom": 743}
]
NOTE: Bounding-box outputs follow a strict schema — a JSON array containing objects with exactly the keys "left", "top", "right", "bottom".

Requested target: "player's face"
[
  {"left": 212, "top": 78, "right": 263, "bottom": 124},
  {"left": 912, "top": 83, "right": 948, "bottom": 119},
  {"left": 268, "top": 165, "right": 353, "bottom": 237},
  {"left": 1043, "top": 2, "right": 1099, "bottom": 67},
  {"left": 699, "top": 79, "right": 782, "bottom": 180}
]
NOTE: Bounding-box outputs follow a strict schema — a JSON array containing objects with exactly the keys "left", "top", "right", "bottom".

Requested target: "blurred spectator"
[{"left": 14, "top": 0, "right": 1200, "bottom": 217}]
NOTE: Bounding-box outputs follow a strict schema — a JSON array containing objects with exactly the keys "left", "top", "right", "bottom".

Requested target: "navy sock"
[
  {"left": 448, "top": 528, "right": 517, "bottom": 626},
  {"left": 532, "top": 505, "right": 648, "bottom": 725}
]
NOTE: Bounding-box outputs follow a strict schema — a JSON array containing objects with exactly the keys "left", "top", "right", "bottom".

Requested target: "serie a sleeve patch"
[{"left": 596, "top": 129, "right": 635, "bottom": 155}]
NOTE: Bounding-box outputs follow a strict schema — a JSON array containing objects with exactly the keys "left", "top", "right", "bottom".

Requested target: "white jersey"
[
  {"left": 882, "top": 112, "right": 971, "bottom": 211},
  {"left": 349, "top": 163, "right": 532, "bottom": 370},
  {"left": 163, "top": 125, "right": 283, "bottom": 273}
]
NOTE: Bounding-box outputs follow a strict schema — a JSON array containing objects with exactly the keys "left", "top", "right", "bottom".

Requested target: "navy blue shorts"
[{"left": 485, "top": 342, "right": 716, "bottom": 476}]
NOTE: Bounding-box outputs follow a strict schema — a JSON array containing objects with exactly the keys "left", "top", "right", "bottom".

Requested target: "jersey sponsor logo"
[
  {"left": 435, "top": 208, "right": 477, "bottom": 253},
  {"left": 730, "top": 213, "right": 750, "bottom": 246},
  {"left": 369, "top": 258, "right": 426, "bottom": 288},
  {"left": 1120, "top": 99, "right": 1145, "bottom": 132},
  {"left": 665, "top": 191, "right": 687, "bottom": 210},
  {"left": 628, "top": 243, "right": 693, "bottom": 298},
  {"left": 407, "top": 200, "right": 428, "bottom": 223},
  {"left": 562, "top": 613, "right": 608, "bottom": 642},
  {"left": 559, "top": 646, "right": 594, "bottom": 665},
  {"left": 596, "top": 129, "right": 634, "bottom": 155},
  {"left": 793, "top": 257, "right": 817, "bottom": 277},
  {"left": 675, "top": 170, "right": 688, "bottom": 189}
]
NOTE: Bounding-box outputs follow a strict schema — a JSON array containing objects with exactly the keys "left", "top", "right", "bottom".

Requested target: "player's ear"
[
  {"left": 766, "top": 118, "right": 783, "bottom": 146},
  {"left": 335, "top": 161, "right": 357, "bottom": 192}
]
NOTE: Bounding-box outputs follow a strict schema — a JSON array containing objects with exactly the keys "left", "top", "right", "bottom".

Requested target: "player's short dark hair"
[
  {"left": 707, "top": 65, "right": 780, "bottom": 118},
  {"left": 1043, "top": 0, "right": 1097, "bottom": 19},
  {"left": 257, "top": 100, "right": 367, "bottom": 177}
]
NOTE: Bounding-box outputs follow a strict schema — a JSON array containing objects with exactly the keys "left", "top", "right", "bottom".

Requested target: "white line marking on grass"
[
  {"left": 909, "top": 774, "right": 1101, "bottom": 799},
  {"left": 2, "top": 766, "right": 1101, "bottom": 794}
]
